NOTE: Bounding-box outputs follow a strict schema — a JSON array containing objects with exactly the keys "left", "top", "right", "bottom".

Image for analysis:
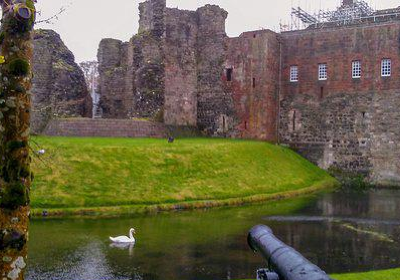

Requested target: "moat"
[{"left": 26, "top": 189, "right": 400, "bottom": 280}]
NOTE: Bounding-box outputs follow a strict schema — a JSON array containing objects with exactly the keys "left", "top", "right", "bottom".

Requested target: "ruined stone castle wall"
[
  {"left": 59, "top": 0, "right": 400, "bottom": 185},
  {"left": 163, "top": 8, "right": 198, "bottom": 126},
  {"left": 196, "top": 5, "right": 234, "bottom": 135},
  {"left": 32, "top": 29, "right": 91, "bottom": 132},
  {"left": 224, "top": 30, "right": 280, "bottom": 141},
  {"left": 97, "top": 0, "right": 232, "bottom": 133},
  {"left": 97, "top": 0, "right": 166, "bottom": 120},
  {"left": 369, "top": 91, "right": 400, "bottom": 185},
  {"left": 279, "top": 22, "right": 400, "bottom": 185},
  {"left": 139, "top": 0, "right": 166, "bottom": 38},
  {"left": 129, "top": 34, "right": 165, "bottom": 120},
  {"left": 132, "top": 0, "right": 165, "bottom": 120},
  {"left": 97, "top": 38, "right": 130, "bottom": 118}
]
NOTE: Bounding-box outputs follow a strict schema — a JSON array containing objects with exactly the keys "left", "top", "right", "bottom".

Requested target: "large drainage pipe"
[{"left": 248, "top": 225, "right": 333, "bottom": 280}]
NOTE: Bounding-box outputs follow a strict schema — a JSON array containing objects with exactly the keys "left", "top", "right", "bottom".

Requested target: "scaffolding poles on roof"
[
  {"left": 289, "top": 0, "right": 378, "bottom": 30},
  {"left": 291, "top": 7, "right": 317, "bottom": 24}
]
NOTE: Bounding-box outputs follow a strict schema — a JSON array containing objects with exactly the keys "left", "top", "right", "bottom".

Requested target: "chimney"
[{"left": 342, "top": 0, "right": 354, "bottom": 6}]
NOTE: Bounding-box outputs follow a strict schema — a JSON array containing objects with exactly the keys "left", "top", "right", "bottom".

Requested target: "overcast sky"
[{"left": 35, "top": 0, "right": 399, "bottom": 63}]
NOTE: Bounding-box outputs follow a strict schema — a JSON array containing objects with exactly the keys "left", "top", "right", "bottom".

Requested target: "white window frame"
[
  {"left": 381, "top": 59, "right": 391, "bottom": 77},
  {"left": 290, "top": 66, "right": 298, "bottom": 82},
  {"left": 352, "top": 60, "right": 361, "bottom": 79},
  {"left": 318, "top": 64, "right": 327, "bottom": 81}
]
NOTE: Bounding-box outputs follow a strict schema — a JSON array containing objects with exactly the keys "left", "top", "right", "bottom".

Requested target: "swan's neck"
[{"left": 129, "top": 230, "right": 134, "bottom": 239}]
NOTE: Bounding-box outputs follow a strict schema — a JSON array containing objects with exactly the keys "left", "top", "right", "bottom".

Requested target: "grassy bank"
[
  {"left": 332, "top": 268, "right": 400, "bottom": 280},
  {"left": 239, "top": 268, "right": 400, "bottom": 280},
  {"left": 30, "top": 137, "right": 337, "bottom": 217}
]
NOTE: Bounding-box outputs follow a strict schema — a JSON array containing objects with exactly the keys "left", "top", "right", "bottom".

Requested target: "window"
[
  {"left": 292, "top": 110, "right": 297, "bottom": 132},
  {"left": 289, "top": 109, "right": 301, "bottom": 132},
  {"left": 352, "top": 60, "right": 361, "bottom": 78},
  {"left": 252, "top": 78, "right": 256, "bottom": 88},
  {"left": 318, "top": 64, "right": 327, "bottom": 80},
  {"left": 290, "top": 66, "right": 298, "bottom": 82},
  {"left": 381, "top": 59, "right": 391, "bottom": 77},
  {"left": 226, "top": 68, "right": 233, "bottom": 81}
]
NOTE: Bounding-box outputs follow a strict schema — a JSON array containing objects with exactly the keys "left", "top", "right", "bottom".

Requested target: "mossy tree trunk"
[{"left": 0, "top": 1, "right": 36, "bottom": 279}]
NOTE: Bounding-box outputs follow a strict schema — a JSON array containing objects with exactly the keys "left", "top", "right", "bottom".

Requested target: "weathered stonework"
[
  {"left": 279, "top": 21, "right": 400, "bottom": 185},
  {"left": 196, "top": 5, "right": 233, "bottom": 135},
  {"left": 43, "top": 118, "right": 200, "bottom": 139},
  {"left": 97, "top": 0, "right": 165, "bottom": 120},
  {"left": 223, "top": 30, "right": 280, "bottom": 141},
  {"left": 96, "top": 0, "right": 400, "bottom": 185},
  {"left": 97, "top": 38, "right": 131, "bottom": 118},
  {"left": 163, "top": 8, "right": 198, "bottom": 126},
  {"left": 97, "top": 0, "right": 230, "bottom": 133},
  {"left": 32, "top": 29, "right": 91, "bottom": 132}
]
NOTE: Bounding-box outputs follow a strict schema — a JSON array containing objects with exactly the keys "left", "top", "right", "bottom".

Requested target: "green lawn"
[
  {"left": 239, "top": 268, "right": 400, "bottom": 280},
  {"left": 30, "top": 137, "right": 336, "bottom": 216},
  {"left": 332, "top": 268, "right": 400, "bottom": 280}
]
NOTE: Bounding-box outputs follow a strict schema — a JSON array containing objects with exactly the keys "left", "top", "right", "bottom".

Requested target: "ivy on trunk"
[{"left": 0, "top": 0, "right": 36, "bottom": 279}]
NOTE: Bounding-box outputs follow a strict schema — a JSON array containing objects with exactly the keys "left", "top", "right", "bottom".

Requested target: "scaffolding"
[
  {"left": 284, "top": 0, "right": 400, "bottom": 31},
  {"left": 323, "top": 0, "right": 374, "bottom": 22}
]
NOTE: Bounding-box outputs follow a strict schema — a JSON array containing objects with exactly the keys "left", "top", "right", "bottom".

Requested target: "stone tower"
[
  {"left": 196, "top": 5, "right": 232, "bottom": 134},
  {"left": 138, "top": 0, "right": 166, "bottom": 38},
  {"left": 98, "top": 0, "right": 234, "bottom": 133},
  {"left": 342, "top": 0, "right": 354, "bottom": 6}
]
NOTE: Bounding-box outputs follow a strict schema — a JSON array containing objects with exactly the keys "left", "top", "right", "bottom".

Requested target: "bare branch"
[{"left": 35, "top": 5, "right": 66, "bottom": 25}]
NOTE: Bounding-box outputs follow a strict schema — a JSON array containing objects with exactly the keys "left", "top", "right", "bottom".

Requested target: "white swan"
[{"left": 109, "top": 228, "right": 136, "bottom": 244}]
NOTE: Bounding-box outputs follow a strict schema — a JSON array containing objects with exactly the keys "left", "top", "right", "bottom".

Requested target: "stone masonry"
[
  {"left": 97, "top": 0, "right": 233, "bottom": 133},
  {"left": 224, "top": 30, "right": 280, "bottom": 141},
  {"left": 43, "top": 118, "right": 200, "bottom": 138},
  {"left": 32, "top": 29, "right": 91, "bottom": 132},
  {"left": 279, "top": 21, "right": 400, "bottom": 186},
  {"left": 97, "top": 0, "right": 400, "bottom": 186},
  {"left": 98, "top": 0, "right": 165, "bottom": 120}
]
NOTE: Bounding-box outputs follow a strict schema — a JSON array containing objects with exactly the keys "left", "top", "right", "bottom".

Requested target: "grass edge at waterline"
[
  {"left": 331, "top": 268, "right": 400, "bottom": 280},
  {"left": 237, "top": 267, "right": 400, "bottom": 280},
  {"left": 31, "top": 177, "right": 337, "bottom": 217},
  {"left": 31, "top": 136, "right": 338, "bottom": 217}
]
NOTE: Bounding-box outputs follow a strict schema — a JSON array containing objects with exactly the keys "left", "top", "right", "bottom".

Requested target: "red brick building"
[
  {"left": 221, "top": 0, "right": 400, "bottom": 185},
  {"left": 97, "top": 0, "right": 400, "bottom": 185}
]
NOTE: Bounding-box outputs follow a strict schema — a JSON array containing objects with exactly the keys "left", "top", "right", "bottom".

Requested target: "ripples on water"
[{"left": 26, "top": 189, "right": 400, "bottom": 280}]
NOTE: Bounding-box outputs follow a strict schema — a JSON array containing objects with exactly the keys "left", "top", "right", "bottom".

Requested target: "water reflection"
[
  {"left": 26, "top": 189, "right": 400, "bottom": 280},
  {"left": 110, "top": 243, "right": 136, "bottom": 256},
  {"left": 27, "top": 241, "right": 129, "bottom": 280}
]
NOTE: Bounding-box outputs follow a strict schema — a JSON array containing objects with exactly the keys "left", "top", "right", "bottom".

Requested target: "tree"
[
  {"left": 80, "top": 60, "right": 100, "bottom": 118},
  {"left": 0, "top": 0, "right": 36, "bottom": 279},
  {"left": 80, "top": 60, "right": 99, "bottom": 92}
]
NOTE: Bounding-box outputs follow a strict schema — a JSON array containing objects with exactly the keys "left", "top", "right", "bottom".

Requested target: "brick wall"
[
  {"left": 42, "top": 119, "right": 200, "bottom": 139},
  {"left": 94, "top": 0, "right": 400, "bottom": 185},
  {"left": 281, "top": 22, "right": 400, "bottom": 98},
  {"left": 279, "top": 22, "right": 400, "bottom": 185},
  {"left": 43, "top": 119, "right": 167, "bottom": 138},
  {"left": 224, "top": 30, "right": 280, "bottom": 141}
]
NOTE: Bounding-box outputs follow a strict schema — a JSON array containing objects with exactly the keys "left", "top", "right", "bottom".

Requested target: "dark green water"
[{"left": 26, "top": 189, "right": 400, "bottom": 280}]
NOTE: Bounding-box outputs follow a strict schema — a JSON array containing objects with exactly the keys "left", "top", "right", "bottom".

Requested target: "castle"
[
  {"left": 96, "top": 0, "right": 400, "bottom": 186},
  {"left": 31, "top": 29, "right": 92, "bottom": 131}
]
